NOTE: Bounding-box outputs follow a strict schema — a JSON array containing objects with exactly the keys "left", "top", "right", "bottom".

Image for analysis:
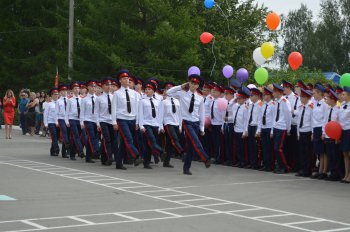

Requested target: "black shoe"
[
  {"left": 244, "top": 165, "right": 252, "bottom": 169},
  {"left": 325, "top": 174, "right": 340, "bottom": 181},
  {"left": 86, "top": 159, "right": 95, "bottom": 163},
  {"left": 302, "top": 173, "right": 311, "bottom": 177},
  {"left": 154, "top": 156, "right": 160, "bottom": 164},
  {"left": 160, "top": 152, "right": 167, "bottom": 162},
  {"left": 70, "top": 157, "right": 76, "bottom": 160},
  {"left": 274, "top": 169, "right": 288, "bottom": 174},
  {"left": 310, "top": 173, "right": 320, "bottom": 179},
  {"left": 116, "top": 165, "right": 127, "bottom": 170},
  {"left": 144, "top": 165, "right": 152, "bottom": 169},
  {"left": 258, "top": 167, "right": 266, "bottom": 171},
  {"left": 78, "top": 152, "right": 85, "bottom": 158},
  {"left": 183, "top": 170, "right": 192, "bottom": 175},
  {"left": 104, "top": 160, "right": 112, "bottom": 166},
  {"left": 205, "top": 159, "right": 211, "bottom": 168},
  {"left": 232, "top": 163, "right": 240, "bottom": 167},
  {"left": 134, "top": 157, "right": 144, "bottom": 166},
  {"left": 163, "top": 163, "right": 174, "bottom": 168},
  {"left": 317, "top": 173, "right": 327, "bottom": 179}
]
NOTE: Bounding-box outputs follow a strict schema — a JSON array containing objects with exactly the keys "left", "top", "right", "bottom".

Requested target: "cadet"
[
  {"left": 339, "top": 87, "right": 350, "bottom": 183},
  {"left": 223, "top": 87, "right": 235, "bottom": 166},
  {"left": 56, "top": 84, "right": 71, "bottom": 158},
  {"left": 44, "top": 88, "right": 60, "bottom": 156}
]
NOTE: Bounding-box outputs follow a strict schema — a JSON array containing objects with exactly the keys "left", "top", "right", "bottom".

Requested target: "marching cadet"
[
  {"left": 158, "top": 82, "right": 183, "bottom": 167},
  {"left": 57, "top": 84, "right": 71, "bottom": 158},
  {"left": 80, "top": 80, "right": 99, "bottom": 163},
  {"left": 66, "top": 82, "right": 85, "bottom": 160},
  {"left": 310, "top": 83, "right": 328, "bottom": 179},
  {"left": 283, "top": 80, "right": 300, "bottom": 171},
  {"left": 209, "top": 83, "right": 225, "bottom": 164},
  {"left": 295, "top": 89, "right": 313, "bottom": 177},
  {"left": 339, "top": 87, "right": 350, "bottom": 183},
  {"left": 231, "top": 86, "right": 250, "bottom": 168},
  {"left": 44, "top": 88, "right": 60, "bottom": 156},
  {"left": 223, "top": 87, "right": 235, "bottom": 166},
  {"left": 271, "top": 83, "right": 291, "bottom": 174},
  {"left": 167, "top": 74, "right": 211, "bottom": 175},
  {"left": 128, "top": 75, "right": 137, "bottom": 90},
  {"left": 148, "top": 78, "right": 163, "bottom": 101},
  {"left": 79, "top": 82, "right": 88, "bottom": 98},
  {"left": 95, "top": 81, "right": 103, "bottom": 96},
  {"left": 323, "top": 90, "right": 341, "bottom": 181},
  {"left": 245, "top": 88, "right": 263, "bottom": 169},
  {"left": 135, "top": 77, "right": 144, "bottom": 98},
  {"left": 138, "top": 81, "right": 164, "bottom": 169},
  {"left": 110, "top": 78, "right": 120, "bottom": 94},
  {"left": 111, "top": 70, "right": 144, "bottom": 170},
  {"left": 95, "top": 77, "right": 116, "bottom": 166},
  {"left": 256, "top": 87, "right": 275, "bottom": 172}
]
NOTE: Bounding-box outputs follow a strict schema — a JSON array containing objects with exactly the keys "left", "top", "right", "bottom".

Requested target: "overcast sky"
[{"left": 255, "top": 0, "right": 322, "bottom": 17}]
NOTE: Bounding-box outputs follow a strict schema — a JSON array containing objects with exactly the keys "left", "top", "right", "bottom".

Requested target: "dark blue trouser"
[
  {"left": 247, "top": 125, "right": 258, "bottom": 168},
  {"left": 116, "top": 119, "right": 139, "bottom": 167},
  {"left": 143, "top": 125, "right": 163, "bottom": 166},
  {"left": 20, "top": 112, "right": 27, "bottom": 134},
  {"left": 58, "top": 119, "right": 70, "bottom": 145},
  {"left": 273, "top": 128, "right": 289, "bottom": 171},
  {"left": 212, "top": 125, "right": 222, "bottom": 163},
  {"left": 234, "top": 131, "right": 245, "bottom": 167},
  {"left": 182, "top": 120, "right": 209, "bottom": 171},
  {"left": 84, "top": 121, "right": 99, "bottom": 160},
  {"left": 298, "top": 131, "right": 312, "bottom": 174},
  {"left": 286, "top": 125, "right": 298, "bottom": 170},
  {"left": 325, "top": 138, "right": 340, "bottom": 176},
  {"left": 100, "top": 122, "right": 118, "bottom": 163},
  {"left": 164, "top": 125, "right": 183, "bottom": 163},
  {"left": 48, "top": 123, "right": 59, "bottom": 155},
  {"left": 69, "top": 119, "right": 84, "bottom": 156},
  {"left": 224, "top": 123, "right": 235, "bottom": 164},
  {"left": 261, "top": 128, "right": 273, "bottom": 170}
]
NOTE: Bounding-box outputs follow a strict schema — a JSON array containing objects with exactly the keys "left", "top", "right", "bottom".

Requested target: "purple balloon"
[
  {"left": 222, "top": 65, "right": 234, "bottom": 79},
  {"left": 188, "top": 66, "right": 201, "bottom": 77},
  {"left": 236, "top": 68, "right": 249, "bottom": 83}
]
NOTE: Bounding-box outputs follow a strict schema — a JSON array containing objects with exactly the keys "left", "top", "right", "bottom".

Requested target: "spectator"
[
  {"left": 26, "top": 92, "right": 37, "bottom": 136},
  {"left": 41, "top": 94, "right": 51, "bottom": 137},
  {"left": 3, "top": 89, "right": 16, "bottom": 139},
  {"left": 18, "top": 91, "right": 29, "bottom": 135},
  {"left": 35, "top": 91, "right": 45, "bottom": 135}
]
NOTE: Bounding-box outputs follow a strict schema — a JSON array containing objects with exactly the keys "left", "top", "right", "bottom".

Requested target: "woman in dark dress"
[{"left": 26, "top": 92, "right": 37, "bottom": 136}]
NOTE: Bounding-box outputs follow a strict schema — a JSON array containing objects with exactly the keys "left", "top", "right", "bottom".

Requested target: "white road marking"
[
  {"left": 21, "top": 221, "right": 47, "bottom": 230},
  {"left": 67, "top": 216, "right": 95, "bottom": 225}
]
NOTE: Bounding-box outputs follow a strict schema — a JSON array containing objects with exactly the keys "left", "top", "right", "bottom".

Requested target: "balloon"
[
  {"left": 200, "top": 32, "right": 214, "bottom": 44},
  {"left": 188, "top": 66, "right": 200, "bottom": 77},
  {"left": 236, "top": 68, "right": 249, "bottom": 83},
  {"left": 261, "top": 42, "right": 275, "bottom": 59},
  {"left": 288, "top": 52, "right": 303, "bottom": 71},
  {"left": 253, "top": 47, "right": 267, "bottom": 66},
  {"left": 222, "top": 65, "right": 234, "bottom": 79},
  {"left": 266, "top": 12, "right": 280, "bottom": 31},
  {"left": 204, "top": 116, "right": 211, "bottom": 128},
  {"left": 340, "top": 73, "right": 350, "bottom": 87},
  {"left": 204, "top": 0, "right": 215, "bottom": 9},
  {"left": 254, "top": 68, "right": 269, "bottom": 85},
  {"left": 325, "top": 121, "right": 342, "bottom": 140},
  {"left": 247, "top": 84, "right": 257, "bottom": 89},
  {"left": 217, "top": 98, "right": 228, "bottom": 112}
]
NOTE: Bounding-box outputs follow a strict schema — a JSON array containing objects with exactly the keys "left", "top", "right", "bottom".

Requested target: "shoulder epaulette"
[
  {"left": 259, "top": 101, "right": 263, "bottom": 107},
  {"left": 271, "top": 101, "right": 275, "bottom": 105},
  {"left": 282, "top": 98, "right": 287, "bottom": 103},
  {"left": 309, "top": 103, "right": 314, "bottom": 109}
]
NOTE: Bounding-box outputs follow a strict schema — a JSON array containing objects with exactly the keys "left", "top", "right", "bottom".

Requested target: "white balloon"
[{"left": 253, "top": 47, "right": 266, "bottom": 66}]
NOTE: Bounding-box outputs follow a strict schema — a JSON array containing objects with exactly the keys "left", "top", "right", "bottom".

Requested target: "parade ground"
[{"left": 0, "top": 130, "right": 349, "bottom": 232}]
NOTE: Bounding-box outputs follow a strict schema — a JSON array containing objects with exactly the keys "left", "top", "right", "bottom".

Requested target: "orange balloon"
[
  {"left": 266, "top": 12, "right": 280, "bottom": 31},
  {"left": 325, "top": 121, "right": 342, "bottom": 140},
  {"left": 288, "top": 52, "right": 303, "bottom": 71},
  {"left": 200, "top": 32, "right": 214, "bottom": 44}
]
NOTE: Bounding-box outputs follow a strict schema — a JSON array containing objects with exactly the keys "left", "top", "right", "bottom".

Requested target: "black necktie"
[
  {"left": 299, "top": 106, "right": 306, "bottom": 128},
  {"left": 263, "top": 104, "right": 268, "bottom": 125},
  {"left": 189, "top": 94, "right": 195, "bottom": 113},
  {"left": 211, "top": 100, "right": 215, "bottom": 119},
  {"left": 91, "top": 96, "right": 95, "bottom": 114},
  {"left": 171, "top": 98, "right": 176, "bottom": 113},
  {"left": 64, "top": 98, "right": 67, "bottom": 111},
  {"left": 233, "top": 105, "right": 241, "bottom": 126},
  {"left": 328, "top": 108, "right": 333, "bottom": 122},
  {"left": 275, "top": 102, "right": 280, "bottom": 122},
  {"left": 150, "top": 98, "right": 156, "bottom": 118},
  {"left": 249, "top": 104, "right": 255, "bottom": 125},
  {"left": 344, "top": 104, "right": 348, "bottom": 109},
  {"left": 76, "top": 98, "right": 80, "bottom": 118},
  {"left": 294, "top": 97, "right": 299, "bottom": 110},
  {"left": 126, "top": 89, "right": 131, "bottom": 113},
  {"left": 317, "top": 102, "right": 321, "bottom": 107},
  {"left": 226, "top": 102, "right": 229, "bottom": 118},
  {"left": 107, "top": 94, "right": 111, "bottom": 114}
]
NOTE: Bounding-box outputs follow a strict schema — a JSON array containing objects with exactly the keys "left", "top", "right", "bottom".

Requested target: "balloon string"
[
  {"left": 216, "top": 4, "right": 231, "bottom": 37},
  {"left": 210, "top": 37, "right": 217, "bottom": 77}
]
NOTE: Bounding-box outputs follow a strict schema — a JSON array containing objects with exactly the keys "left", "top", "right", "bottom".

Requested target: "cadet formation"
[{"left": 43, "top": 69, "right": 350, "bottom": 182}]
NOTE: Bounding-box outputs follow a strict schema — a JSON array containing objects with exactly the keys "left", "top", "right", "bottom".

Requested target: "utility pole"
[{"left": 68, "top": 0, "right": 74, "bottom": 80}]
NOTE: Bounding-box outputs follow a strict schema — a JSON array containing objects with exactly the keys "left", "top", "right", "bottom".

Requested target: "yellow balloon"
[{"left": 261, "top": 42, "right": 275, "bottom": 59}]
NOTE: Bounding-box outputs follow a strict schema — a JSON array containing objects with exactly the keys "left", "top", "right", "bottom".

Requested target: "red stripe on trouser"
[
  {"left": 182, "top": 122, "right": 207, "bottom": 162},
  {"left": 279, "top": 131, "right": 289, "bottom": 169},
  {"left": 117, "top": 121, "right": 137, "bottom": 158},
  {"left": 84, "top": 122, "right": 95, "bottom": 153},
  {"left": 100, "top": 132, "right": 110, "bottom": 159},
  {"left": 144, "top": 129, "right": 160, "bottom": 156},
  {"left": 165, "top": 125, "right": 182, "bottom": 154}
]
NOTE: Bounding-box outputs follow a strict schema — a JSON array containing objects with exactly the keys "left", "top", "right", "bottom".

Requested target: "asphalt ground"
[{"left": 0, "top": 129, "right": 349, "bottom": 232}]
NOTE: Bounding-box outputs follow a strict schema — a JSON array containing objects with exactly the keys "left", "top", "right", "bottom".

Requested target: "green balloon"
[
  {"left": 254, "top": 68, "right": 269, "bottom": 85},
  {"left": 340, "top": 73, "right": 350, "bottom": 87}
]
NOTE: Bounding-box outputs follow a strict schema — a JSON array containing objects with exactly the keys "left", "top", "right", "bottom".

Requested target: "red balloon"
[
  {"left": 325, "top": 121, "right": 342, "bottom": 140},
  {"left": 200, "top": 32, "right": 214, "bottom": 44},
  {"left": 288, "top": 52, "right": 303, "bottom": 71}
]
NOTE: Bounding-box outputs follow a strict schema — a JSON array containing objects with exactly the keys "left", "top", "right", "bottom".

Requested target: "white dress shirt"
[
  {"left": 296, "top": 101, "right": 313, "bottom": 136},
  {"left": 158, "top": 97, "right": 181, "bottom": 131},
  {"left": 287, "top": 93, "right": 301, "bottom": 125},
  {"left": 80, "top": 93, "right": 97, "bottom": 125},
  {"left": 66, "top": 95, "right": 81, "bottom": 124},
  {"left": 111, "top": 86, "right": 139, "bottom": 125},
  {"left": 225, "top": 99, "right": 235, "bottom": 123},
  {"left": 230, "top": 103, "right": 248, "bottom": 133},
  {"left": 56, "top": 97, "right": 67, "bottom": 120},
  {"left": 339, "top": 102, "right": 350, "bottom": 130},
  {"left": 245, "top": 100, "right": 263, "bottom": 132},
  {"left": 257, "top": 100, "right": 276, "bottom": 133},
  {"left": 138, "top": 96, "right": 160, "bottom": 129},
  {"left": 272, "top": 97, "right": 291, "bottom": 133},
  {"left": 312, "top": 99, "right": 328, "bottom": 128},
  {"left": 167, "top": 85, "right": 205, "bottom": 132},
  {"left": 95, "top": 92, "right": 113, "bottom": 126},
  {"left": 322, "top": 105, "right": 340, "bottom": 138},
  {"left": 210, "top": 98, "right": 226, "bottom": 126},
  {"left": 204, "top": 95, "right": 213, "bottom": 117},
  {"left": 44, "top": 101, "right": 58, "bottom": 127}
]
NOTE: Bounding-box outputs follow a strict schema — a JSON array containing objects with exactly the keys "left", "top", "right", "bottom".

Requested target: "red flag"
[{"left": 54, "top": 67, "right": 59, "bottom": 88}]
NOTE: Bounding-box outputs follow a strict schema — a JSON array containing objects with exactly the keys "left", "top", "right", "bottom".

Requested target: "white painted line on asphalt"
[
  {"left": 253, "top": 213, "right": 293, "bottom": 219},
  {"left": 177, "top": 198, "right": 211, "bottom": 202},
  {"left": 21, "top": 220, "right": 47, "bottom": 230},
  {"left": 285, "top": 219, "right": 325, "bottom": 225},
  {"left": 317, "top": 227, "right": 350, "bottom": 232},
  {"left": 155, "top": 210, "right": 183, "bottom": 218},
  {"left": 156, "top": 194, "right": 189, "bottom": 198},
  {"left": 67, "top": 216, "right": 95, "bottom": 225},
  {"left": 118, "top": 185, "right": 152, "bottom": 189},
  {"left": 113, "top": 213, "right": 140, "bottom": 222}
]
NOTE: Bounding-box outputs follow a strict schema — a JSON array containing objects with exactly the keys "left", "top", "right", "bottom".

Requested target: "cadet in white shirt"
[
  {"left": 167, "top": 74, "right": 211, "bottom": 175},
  {"left": 202, "top": 83, "right": 214, "bottom": 158},
  {"left": 223, "top": 87, "right": 235, "bottom": 166},
  {"left": 295, "top": 89, "right": 313, "bottom": 177},
  {"left": 339, "top": 87, "right": 350, "bottom": 183},
  {"left": 271, "top": 83, "right": 291, "bottom": 174},
  {"left": 44, "top": 88, "right": 60, "bottom": 156},
  {"left": 158, "top": 82, "right": 182, "bottom": 168},
  {"left": 66, "top": 82, "right": 85, "bottom": 160},
  {"left": 56, "top": 84, "right": 71, "bottom": 158}
]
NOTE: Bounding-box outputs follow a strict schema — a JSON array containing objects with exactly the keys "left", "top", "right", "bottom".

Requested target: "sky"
[{"left": 255, "top": 0, "right": 322, "bottom": 17}]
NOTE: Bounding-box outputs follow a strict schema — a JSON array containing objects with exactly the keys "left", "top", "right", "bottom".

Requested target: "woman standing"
[
  {"left": 35, "top": 91, "right": 46, "bottom": 135},
  {"left": 26, "top": 92, "right": 37, "bottom": 136},
  {"left": 3, "top": 89, "right": 16, "bottom": 139}
]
